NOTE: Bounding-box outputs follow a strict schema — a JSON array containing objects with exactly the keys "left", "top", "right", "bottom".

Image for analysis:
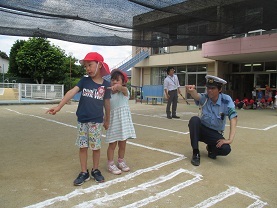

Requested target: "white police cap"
[{"left": 205, "top": 75, "right": 227, "bottom": 87}]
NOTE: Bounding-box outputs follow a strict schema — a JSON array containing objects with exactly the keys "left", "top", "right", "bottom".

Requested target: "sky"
[{"left": 0, "top": 35, "right": 132, "bottom": 70}]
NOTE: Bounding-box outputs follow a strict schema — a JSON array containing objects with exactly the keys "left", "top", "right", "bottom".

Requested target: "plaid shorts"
[{"left": 75, "top": 122, "right": 103, "bottom": 150}]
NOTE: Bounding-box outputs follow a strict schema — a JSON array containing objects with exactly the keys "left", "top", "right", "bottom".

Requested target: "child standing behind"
[
  {"left": 46, "top": 52, "right": 111, "bottom": 185},
  {"left": 106, "top": 70, "right": 136, "bottom": 175}
]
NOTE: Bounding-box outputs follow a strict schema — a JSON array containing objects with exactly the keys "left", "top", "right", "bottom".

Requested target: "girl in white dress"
[{"left": 106, "top": 70, "right": 136, "bottom": 175}]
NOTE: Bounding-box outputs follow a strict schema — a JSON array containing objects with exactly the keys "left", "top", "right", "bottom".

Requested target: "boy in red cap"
[{"left": 46, "top": 52, "right": 111, "bottom": 185}]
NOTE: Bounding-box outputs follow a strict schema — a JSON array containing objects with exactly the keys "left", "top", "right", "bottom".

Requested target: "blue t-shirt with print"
[{"left": 76, "top": 77, "right": 111, "bottom": 123}]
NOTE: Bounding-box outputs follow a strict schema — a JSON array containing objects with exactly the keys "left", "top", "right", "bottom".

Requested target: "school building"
[
  {"left": 127, "top": 0, "right": 277, "bottom": 101},
  {"left": 130, "top": 30, "right": 277, "bottom": 100}
]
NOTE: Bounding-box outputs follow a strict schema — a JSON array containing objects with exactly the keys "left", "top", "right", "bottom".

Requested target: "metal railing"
[
  {"left": 0, "top": 83, "right": 64, "bottom": 102},
  {"left": 110, "top": 47, "right": 150, "bottom": 70}
]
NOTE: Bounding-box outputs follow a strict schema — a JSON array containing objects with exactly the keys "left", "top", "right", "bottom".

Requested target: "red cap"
[
  {"left": 111, "top": 69, "right": 128, "bottom": 84},
  {"left": 79, "top": 52, "right": 110, "bottom": 76}
]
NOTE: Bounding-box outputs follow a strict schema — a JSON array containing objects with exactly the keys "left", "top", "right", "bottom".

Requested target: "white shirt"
[{"left": 164, "top": 74, "right": 180, "bottom": 91}]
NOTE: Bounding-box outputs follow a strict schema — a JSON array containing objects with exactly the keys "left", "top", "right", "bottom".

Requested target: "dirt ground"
[{"left": 0, "top": 100, "right": 276, "bottom": 208}]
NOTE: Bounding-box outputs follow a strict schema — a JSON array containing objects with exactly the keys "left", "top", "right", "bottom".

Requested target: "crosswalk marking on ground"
[
  {"left": 192, "top": 186, "right": 267, "bottom": 208},
  {"left": 5, "top": 108, "right": 269, "bottom": 207},
  {"left": 74, "top": 169, "right": 202, "bottom": 208}
]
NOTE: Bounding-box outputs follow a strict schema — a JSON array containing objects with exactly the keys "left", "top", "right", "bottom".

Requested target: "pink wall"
[{"left": 202, "top": 33, "right": 277, "bottom": 57}]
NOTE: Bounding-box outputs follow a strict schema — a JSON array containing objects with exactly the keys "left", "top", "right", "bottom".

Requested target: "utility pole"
[
  {"left": 69, "top": 52, "right": 73, "bottom": 89},
  {"left": 0, "top": 65, "right": 3, "bottom": 87}
]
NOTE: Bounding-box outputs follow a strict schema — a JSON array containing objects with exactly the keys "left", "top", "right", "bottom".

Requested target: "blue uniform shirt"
[{"left": 195, "top": 93, "right": 237, "bottom": 131}]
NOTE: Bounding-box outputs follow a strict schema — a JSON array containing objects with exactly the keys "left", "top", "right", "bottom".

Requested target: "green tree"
[
  {"left": 8, "top": 40, "right": 25, "bottom": 77},
  {"left": 0, "top": 50, "right": 9, "bottom": 59},
  {"left": 56, "top": 55, "right": 85, "bottom": 92},
  {"left": 16, "top": 37, "right": 66, "bottom": 84}
]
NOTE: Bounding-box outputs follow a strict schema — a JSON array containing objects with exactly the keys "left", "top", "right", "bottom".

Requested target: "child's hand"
[
  {"left": 108, "top": 84, "right": 122, "bottom": 92},
  {"left": 46, "top": 106, "right": 60, "bottom": 115},
  {"left": 103, "top": 121, "right": 109, "bottom": 130}
]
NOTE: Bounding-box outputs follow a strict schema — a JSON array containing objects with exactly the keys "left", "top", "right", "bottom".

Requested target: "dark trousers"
[
  {"left": 166, "top": 89, "right": 178, "bottom": 116},
  {"left": 188, "top": 116, "right": 231, "bottom": 156}
]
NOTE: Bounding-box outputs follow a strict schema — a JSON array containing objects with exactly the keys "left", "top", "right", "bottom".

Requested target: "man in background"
[{"left": 164, "top": 66, "right": 181, "bottom": 119}]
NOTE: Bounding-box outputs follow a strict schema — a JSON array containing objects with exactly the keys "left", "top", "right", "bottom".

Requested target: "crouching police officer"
[{"left": 186, "top": 75, "right": 238, "bottom": 166}]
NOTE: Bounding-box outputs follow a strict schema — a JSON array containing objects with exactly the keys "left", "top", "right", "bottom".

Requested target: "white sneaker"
[
  {"left": 108, "top": 163, "right": 122, "bottom": 175},
  {"left": 118, "top": 160, "right": 130, "bottom": 172}
]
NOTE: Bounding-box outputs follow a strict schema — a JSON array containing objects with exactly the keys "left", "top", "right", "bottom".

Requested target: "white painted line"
[
  {"left": 236, "top": 187, "right": 268, "bottom": 208},
  {"left": 132, "top": 112, "right": 277, "bottom": 131},
  {"left": 5, "top": 108, "right": 76, "bottom": 128},
  {"left": 131, "top": 108, "right": 156, "bottom": 111},
  {"left": 40, "top": 107, "right": 49, "bottom": 110},
  {"left": 75, "top": 168, "right": 202, "bottom": 208},
  {"left": 66, "top": 111, "right": 75, "bottom": 113},
  {"left": 263, "top": 124, "right": 277, "bottom": 131},
  {"left": 131, "top": 112, "right": 190, "bottom": 121},
  {"left": 248, "top": 200, "right": 268, "bottom": 208},
  {"left": 6, "top": 108, "right": 268, "bottom": 207},
  {"left": 24, "top": 157, "right": 187, "bottom": 208},
  {"left": 6, "top": 109, "right": 190, "bottom": 135},
  {"left": 6, "top": 109, "right": 185, "bottom": 157},
  {"left": 122, "top": 176, "right": 202, "bottom": 208},
  {"left": 134, "top": 123, "right": 190, "bottom": 135},
  {"left": 192, "top": 186, "right": 239, "bottom": 208},
  {"left": 192, "top": 186, "right": 267, "bottom": 208},
  {"left": 66, "top": 109, "right": 277, "bottom": 131},
  {"left": 127, "top": 141, "right": 184, "bottom": 157}
]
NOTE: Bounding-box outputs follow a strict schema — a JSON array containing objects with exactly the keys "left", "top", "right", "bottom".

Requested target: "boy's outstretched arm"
[{"left": 46, "top": 86, "right": 80, "bottom": 115}]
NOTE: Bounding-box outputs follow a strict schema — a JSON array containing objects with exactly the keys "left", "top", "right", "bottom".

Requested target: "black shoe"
[
  {"left": 91, "top": 169, "right": 105, "bottom": 183},
  {"left": 191, "top": 153, "right": 200, "bottom": 166},
  {"left": 73, "top": 170, "right": 90, "bottom": 186},
  {"left": 206, "top": 145, "right": 217, "bottom": 159},
  {"left": 172, "top": 115, "right": 180, "bottom": 119},
  {"left": 167, "top": 115, "right": 172, "bottom": 119}
]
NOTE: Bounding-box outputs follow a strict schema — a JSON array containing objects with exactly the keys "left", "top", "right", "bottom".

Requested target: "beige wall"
[
  {"left": 205, "top": 61, "right": 230, "bottom": 81},
  {"left": 143, "top": 68, "right": 151, "bottom": 85},
  {"left": 131, "top": 67, "right": 151, "bottom": 86},
  {"left": 207, "top": 62, "right": 215, "bottom": 75},
  {"left": 132, "top": 68, "right": 141, "bottom": 87},
  {"left": 169, "top": 46, "right": 188, "bottom": 53},
  {"left": 131, "top": 49, "right": 218, "bottom": 91},
  {"left": 136, "top": 50, "right": 212, "bottom": 68}
]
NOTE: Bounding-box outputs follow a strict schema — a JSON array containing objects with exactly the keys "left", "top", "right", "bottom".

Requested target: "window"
[
  {"left": 151, "top": 67, "right": 166, "bottom": 85},
  {"left": 270, "top": 73, "right": 277, "bottom": 88},
  {"left": 187, "top": 65, "right": 197, "bottom": 72},
  {"left": 198, "top": 65, "right": 207, "bottom": 72},
  {"left": 265, "top": 62, "right": 276, "bottom": 72},
  {"left": 197, "top": 74, "right": 206, "bottom": 87},
  {"left": 232, "top": 64, "right": 239, "bottom": 72},
  {"left": 252, "top": 63, "right": 264, "bottom": 72},
  {"left": 176, "top": 66, "right": 186, "bottom": 86},
  {"left": 241, "top": 64, "right": 251, "bottom": 72},
  {"left": 151, "top": 65, "right": 207, "bottom": 94},
  {"left": 256, "top": 74, "right": 269, "bottom": 88}
]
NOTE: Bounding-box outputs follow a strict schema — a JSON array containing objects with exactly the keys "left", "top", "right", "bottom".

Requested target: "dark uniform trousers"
[
  {"left": 166, "top": 89, "right": 178, "bottom": 116},
  {"left": 188, "top": 116, "right": 231, "bottom": 156}
]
